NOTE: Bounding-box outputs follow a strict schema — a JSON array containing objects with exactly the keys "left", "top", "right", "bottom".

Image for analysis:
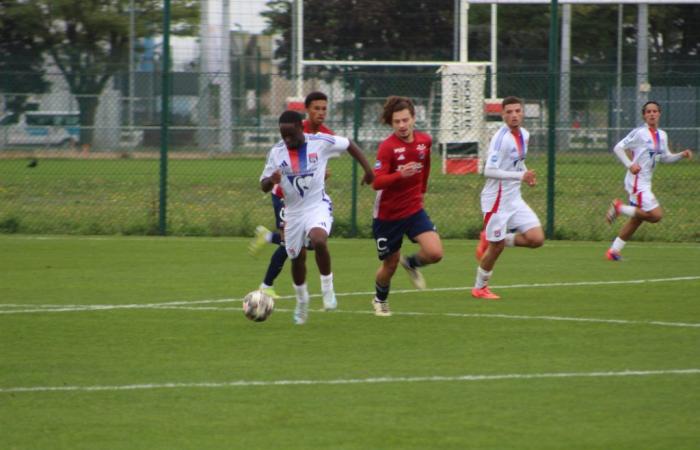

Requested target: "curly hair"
[{"left": 380, "top": 96, "right": 415, "bottom": 125}]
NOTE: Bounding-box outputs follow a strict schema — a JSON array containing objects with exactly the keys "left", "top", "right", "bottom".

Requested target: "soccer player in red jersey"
[
  {"left": 370, "top": 96, "right": 443, "bottom": 316},
  {"left": 302, "top": 91, "right": 333, "bottom": 135},
  {"left": 249, "top": 92, "right": 335, "bottom": 300}
]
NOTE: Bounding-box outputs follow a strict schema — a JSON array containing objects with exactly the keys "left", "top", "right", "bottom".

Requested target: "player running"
[
  {"left": 260, "top": 110, "right": 374, "bottom": 324},
  {"left": 605, "top": 100, "right": 693, "bottom": 260},
  {"left": 371, "top": 96, "right": 443, "bottom": 317},
  {"left": 472, "top": 96, "right": 544, "bottom": 300},
  {"left": 249, "top": 92, "right": 335, "bottom": 299}
]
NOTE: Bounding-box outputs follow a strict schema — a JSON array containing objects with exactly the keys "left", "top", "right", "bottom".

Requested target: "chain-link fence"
[{"left": 0, "top": 69, "right": 698, "bottom": 241}]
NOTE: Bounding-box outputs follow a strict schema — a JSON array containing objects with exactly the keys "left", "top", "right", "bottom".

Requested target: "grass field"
[
  {"left": 1, "top": 235, "right": 699, "bottom": 449},
  {"left": 1, "top": 152, "right": 698, "bottom": 241}
]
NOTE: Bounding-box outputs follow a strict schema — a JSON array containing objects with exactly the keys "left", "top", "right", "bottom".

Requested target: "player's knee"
[
  {"left": 424, "top": 249, "right": 443, "bottom": 264},
  {"left": 529, "top": 237, "right": 544, "bottom": 248},
  {"left": 647, "top": 213, "right": 662, "bottom": 223}
]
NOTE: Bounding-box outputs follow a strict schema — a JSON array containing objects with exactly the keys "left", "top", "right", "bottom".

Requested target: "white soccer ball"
[{"left": 242, "top": 290, "right": 275, "bottom": 322}]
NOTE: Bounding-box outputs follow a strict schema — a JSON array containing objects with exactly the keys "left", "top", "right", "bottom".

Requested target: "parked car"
[{"left": 0, "top": 111, "right": 80, "bottom": 148}]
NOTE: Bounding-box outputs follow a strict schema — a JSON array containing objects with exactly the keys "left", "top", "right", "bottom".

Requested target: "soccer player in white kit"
[
  {"left": 472, "top": 96, "right": 544, "bottom": 300},
  {"left": 605, "top": 101, "right": 693, "bottom": 260},
  {"left": 260, "top": 110, "right": 374, "bottom": 324}
]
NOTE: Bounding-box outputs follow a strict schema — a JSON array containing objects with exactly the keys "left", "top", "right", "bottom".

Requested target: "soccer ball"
[{"left": 242, "top": 290, "right": 275, "bottom": 322}]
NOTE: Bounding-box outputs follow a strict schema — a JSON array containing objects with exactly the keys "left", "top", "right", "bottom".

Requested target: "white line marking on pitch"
[
  {"left": 1, "top": 275, "right": 698, "bottom": 316},
  {"left": 150, "top": 305, "right": 700, "bottom": 329},
  {"left": 1, "top": 368, "right": 698, "bottom": 394},
  {"left": 0, "top": 276, "right": 700, "bottom": 328}
]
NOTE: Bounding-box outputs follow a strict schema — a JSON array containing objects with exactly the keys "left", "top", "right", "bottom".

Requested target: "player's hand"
[
  {"left": 270, "top": 170, "right": 282, "bottom": 184},
  {"left": 681, "top": 149, "right": 693, "bottom": 159},
  {"left": 399, "top": 161, "right": 423, "bottom": 178},
  {"left": 629, "top": 163, "right": 641, "bottom": 174},
  {"left": 522, "top": 170, "right": 536, "bottom": 186},
  {"left": 361, "top": 171, "right": 374, "bottom": 185}
]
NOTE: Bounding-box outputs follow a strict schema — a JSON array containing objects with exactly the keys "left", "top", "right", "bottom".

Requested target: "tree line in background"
[
  {"left": 0, "top": 0, "right": 698, "bottom": 145},
  {"left": 263, "top": 1, "right": 700, "bottom": 101}
]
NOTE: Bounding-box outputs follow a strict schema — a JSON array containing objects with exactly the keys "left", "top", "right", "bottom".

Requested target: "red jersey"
[
  {"left": 372, "top": 131, "right": 432, "bottom": 220},
  {"left": 273, "top": 121, "right": 334, "bottom": 198},
  {"left": 303, "top": 120, "right": 334, "bottom": 135}
]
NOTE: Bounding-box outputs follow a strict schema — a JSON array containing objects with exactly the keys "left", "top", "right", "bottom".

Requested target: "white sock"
[
  {"left": 293, "top": 283, "right": 309, "bottom": 304},
  {"left": 505, "top": 233, "right": 516, "bottom": 247},
  {"left": 264, "top": 232, "right": 274, "bottom": 243},
  {"left": 475, "top": 266, "right": 493, "bottom": 289},
  {"left": 619, "top": 204, "right": 636, "bottom": 217},
  {"left": 320, "top": 273, "right": 334, "bottom": 294},
  {"left": 611, "top": 237, "right": 626, "bottom": 252},
  {"left": 259, "top": 282, "right": 272, "bottom": 290}
]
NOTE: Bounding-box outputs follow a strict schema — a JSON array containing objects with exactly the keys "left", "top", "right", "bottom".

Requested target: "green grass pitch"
[{"left": 1, "top": 235, "right": 699, "bottom": 449}]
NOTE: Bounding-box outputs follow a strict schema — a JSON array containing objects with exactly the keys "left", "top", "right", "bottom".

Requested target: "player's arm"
[
  {"left": 260, "top": 170, "right": 281, "bottom": 193},
  {"left": 612, "top": 130, "right": 640, "bottom": 174},
  {"left": 659, "top": 137, "right": 693, "bottom": 163},
  {"left": 483, "top": 134, "right": 526, "bottom": 181},
  {"left": 260, "top": 149, "right": 281, "bottom": 193},
  {"left": 345, "top": 140, "right": 375, "bottom": 185},
  {"left": 421, "top": 143, "right": 431, "bottom": 193}
]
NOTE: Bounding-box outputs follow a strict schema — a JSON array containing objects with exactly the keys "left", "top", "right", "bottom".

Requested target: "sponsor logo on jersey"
[
  {"left": 374, "top": 160, "right": 382, "bottom": 169},
  {"left": 394, "top": 147, "right": 406, "bottom": 153},
  {"left": 287, "top": 173, "right": 315, "bottom": 197},
  {"left": 397, "top": 154, "right": 405, "bottom": 161}
]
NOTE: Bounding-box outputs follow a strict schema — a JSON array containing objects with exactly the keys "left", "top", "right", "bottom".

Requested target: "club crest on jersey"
[
  {"left": 494, "top": 229, "right": 501, "bottom": 238},
  {"left": 308, "top": 152, "right": 318, "bottom": 163},
  {"left": 417, "top": 144, "right": 426, "bottom": 151}
]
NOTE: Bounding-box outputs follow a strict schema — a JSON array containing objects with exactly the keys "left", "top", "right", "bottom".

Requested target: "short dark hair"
[
  {"left": 502, "top": 96, "right": 523, "bottom": 108},
  {"left": 642, "top": 101, "right": 661, "bottom": 114},
  {"left": 305, "top": 91, "right": 328, "bottom": 108},
  {"left": 278, "top": 110, "right": 304, "bottom": 125},
  {"left": 380, "top": 96, "right": 415, "bottom": 125}
]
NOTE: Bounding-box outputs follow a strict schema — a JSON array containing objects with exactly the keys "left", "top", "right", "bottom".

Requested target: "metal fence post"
[
  {"left": 545, "top": 0, "right": 559, "bottom": 239},
  {"left": 159, "top": 0, "right": 171, "bottom": 236},
  {"left": 351, "top": 76, "right": 361, "bottom": 236}
]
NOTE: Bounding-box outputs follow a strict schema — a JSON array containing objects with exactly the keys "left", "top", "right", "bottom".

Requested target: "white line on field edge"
[{"left": 1, "top": 369, "right": 699, "bottom": 394}]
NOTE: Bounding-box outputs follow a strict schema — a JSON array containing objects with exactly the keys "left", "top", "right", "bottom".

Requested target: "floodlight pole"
[
  {"left": 490, "top": 4, "right": 497, "bottom": 98},
  {"left": 615, "top": 4, "right": 623, "bottom": 141},
  {"left": 220, "top": 0, "right": 232, "bottom": 152},
  {"left": 294, "top": 0, "right": 303, "bottom": 98},
  {"left": 559, "top": 3, "right": 571, "bottom": 149},
  {"left": 129, "top": 0, "right": 135, "bottom": 132},
  {"left": 636, "top": 3, "right": 649, "bottom": 114}
]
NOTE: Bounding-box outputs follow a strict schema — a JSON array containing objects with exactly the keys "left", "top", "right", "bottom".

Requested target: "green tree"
[
  {"left": 0, "top": 0, "right": 50, "bottom": 112},
  {"left": 13, "top": 0, "right": 198, "bottom": 146}
]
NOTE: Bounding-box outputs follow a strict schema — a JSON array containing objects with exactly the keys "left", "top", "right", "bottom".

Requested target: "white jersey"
[
  {"left": 481, "top": 125, "right": 530, "bottom": 212},
  {"left": 616, "top": 126, "right": 670, "bottom": 194},
  {"left": 260, "top": 133, "right": 349, "bottom": 216}
]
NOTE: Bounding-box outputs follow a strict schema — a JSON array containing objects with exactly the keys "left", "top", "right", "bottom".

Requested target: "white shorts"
[
  {"left": 483, "top": 199, "right": 541, "bottom": 242},
  {"left": 628, "top": 188, "right": 659, "bottom": 212},
  {"left": 284, "top": 202, "right": 333, "bottom": 259}
]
